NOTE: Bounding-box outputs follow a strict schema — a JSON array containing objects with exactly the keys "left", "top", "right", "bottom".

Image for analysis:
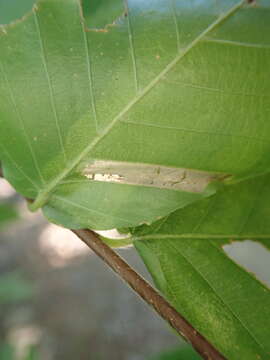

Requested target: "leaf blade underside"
[{"left": 1, "top": 0, "right": 270, "bottom": 229}]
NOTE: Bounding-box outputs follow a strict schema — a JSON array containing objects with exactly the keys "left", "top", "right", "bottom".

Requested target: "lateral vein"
[{"left": 30, "top": 0, "right": 245, "bottom": 211}]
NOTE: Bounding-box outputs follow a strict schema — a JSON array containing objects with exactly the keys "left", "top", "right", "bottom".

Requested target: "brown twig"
[
  {"left": 0, "top": 166, "right": 225, "bottom": 359},
  {"left": 73, "top": 229, "right": 226, "bottom": 360}
]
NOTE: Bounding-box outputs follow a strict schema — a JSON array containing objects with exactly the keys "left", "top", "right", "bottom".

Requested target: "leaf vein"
[
  {"left": 170, "top": 0, "right": 181, "bottom": 52},
  {"left": 120, "top": 120, "right": 268, "bottom": 144},
  {"left": 52, "top": 195, "right": 133, "bottom": 224},
  {"left": 204, "top": 37, "right": 270, "bottom": 49},
  {"left": 80, "top": 10, "right": 99, "bottom": 133},
  {"left": 0, "top": 144, "right": 39, "bottom": 189},
  {"left": 33, "top": 10, "right": 67, "bottom": 162},
  {"left": 124, "top": 0, "right": 139, "bottom": 93},
  {"left": 0, "top": 60, "right": 45, "bottom": 185},
  {"left": 31, "top": 0, "right": 245, "bottom": 210}
]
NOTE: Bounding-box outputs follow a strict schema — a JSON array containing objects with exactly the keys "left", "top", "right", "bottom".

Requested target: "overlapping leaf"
[
  {"left": 134, "top": 173, "right": 270, "bottom": 360},
  {"left": 1, "top": 0, "right": 270, "bottom": 229},
  {"left": 0, "top": 0, "right": 36, "bottom": 24}
]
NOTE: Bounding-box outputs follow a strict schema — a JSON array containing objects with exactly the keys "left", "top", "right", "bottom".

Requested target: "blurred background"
[
  {"left": 0, "top": 1, "right": 212, "bottom": 358},
  {"left": 1, "top": 175, "right": 270, "bottom": 360},
  {"left": 1, "top": 1, "right": 269, "bottom": 359},
  {"left": 0, "top": 176, "right": 201, "bottom": 360},
  {"left": 1, "top": 176, "right": 270, "bottom": 360}
]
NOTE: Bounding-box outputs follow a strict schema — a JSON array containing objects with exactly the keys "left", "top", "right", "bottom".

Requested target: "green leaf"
[
  {"left": 82, "top": 0, "right": 125, "bottom": 30},
  {"left": 0, "top": 0, "right": 36, "bottom": 25},
  {"left": 134, "top": 174, "right": 270, "bottom": 360},
  {"left": 1, "top": 0, "right": 270, "bottom": 229}
]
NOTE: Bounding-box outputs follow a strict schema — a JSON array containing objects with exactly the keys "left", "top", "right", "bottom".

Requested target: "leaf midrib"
[{"left": 30, "top": 0, "right": 245, "bottom": 211}]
